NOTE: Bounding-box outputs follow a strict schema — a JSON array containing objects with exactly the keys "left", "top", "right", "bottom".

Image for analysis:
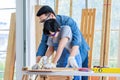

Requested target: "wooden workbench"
[{"left": 22, "top": 67, "right": 120, "bottom": 80}]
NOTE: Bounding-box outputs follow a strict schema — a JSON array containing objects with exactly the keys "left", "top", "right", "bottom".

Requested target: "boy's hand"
[
  {"left": 41, "top": 56, "right": 48, "bottom": 65},
  {"left": 43, "top": 63, "right": 56, "bottom": 69}
]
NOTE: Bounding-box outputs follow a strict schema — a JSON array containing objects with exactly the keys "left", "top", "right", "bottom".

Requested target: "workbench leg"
[
  {"left": 35, "top": 75, "right": 39, "bottom": 80},
  {"left": 36, "top": 75, "right": 43, "bottom": 80},
  {"left": 67, "top": 76, "right": 73, "bottom": 80},
  {"left": 35, "top": 75, "right": 48, "bottom": 80},
  {"left": 22, "top": 75, "right": 28, "bottom": 80}
]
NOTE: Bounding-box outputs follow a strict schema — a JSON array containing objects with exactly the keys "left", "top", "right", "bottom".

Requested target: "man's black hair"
[
  {"left": 36, "top": 5, "right": 55, "bottom": 16},
  {"left": 43, "top": 19, "right": 60, "bottom": 35}
]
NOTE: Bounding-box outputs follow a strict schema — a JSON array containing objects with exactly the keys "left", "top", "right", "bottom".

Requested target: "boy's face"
[{"left": 49, "top": 31, "right": 59, "bottom": 38}]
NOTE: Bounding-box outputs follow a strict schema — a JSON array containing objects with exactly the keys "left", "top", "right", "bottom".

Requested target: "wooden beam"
[
  {"left": 55, "top": 0, "right": 59, "bottom": 14},
  {"left": 80, "top": 9, "right": 96, "bottom": 68},
  {"left": 4, "top": 13, "right": 16, "bottom": 80},
  {"left": 35, "top": 5, "right": 43, "bottom": 51},
  {"left": 100, "top": 0, "right": 112, "bottom": 80},
  {"left": 69, "top": 0, "right": 73, "bottom": 17},
  {"left": 100, "top": 0, "right": 111, "bottom": 67},
  {"left": 117, "top": 22, "right": 120, "bottom": 80}
]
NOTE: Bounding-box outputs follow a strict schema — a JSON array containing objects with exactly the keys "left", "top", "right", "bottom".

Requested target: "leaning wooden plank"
[
  {"left": 88, "top": 9, "right": 96, "bottom": 68},
  {"left": 69, "top": 0, "right": 73, "bottom": 17},
  {"left": 100, "top": 0, "right": 108, "bottom": 67},
  {"left": 35, "top": 5, "right": 43, "bottom": 51},
  {"left": 102, "top": 0, "right": 112, "bottom": 80},
  {"left": 55, "top": 0, "right": 59, "bottom": 14},
  {"left": 100, "top": 0, "right": 112, "bottom": 80},
  {"left": 22, "top": 75, "right": 28, "bottom": 80},
  {"left": 80, "top": 8, "right": 96, "bottom": 68},
  {"left": 4, "top": 13, "right": 16, "bottom": 80},
  {"left": 104, "top": 0, "right": 111, "bottom": 67}
]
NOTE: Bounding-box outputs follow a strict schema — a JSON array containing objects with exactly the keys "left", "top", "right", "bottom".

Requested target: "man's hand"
[
  {"left": 66, "top": 56, "right": 78, "bottom": 68},
  {"left": 43, "top": 63, "right": 56, "bottom": 69},
  {"left": 32, "top": 63, "right": 40, "bottom": 69}
]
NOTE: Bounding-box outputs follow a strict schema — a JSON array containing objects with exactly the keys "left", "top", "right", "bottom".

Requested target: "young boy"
[{"left": 42, "top": 19, "right": 82, "bottom": 80}]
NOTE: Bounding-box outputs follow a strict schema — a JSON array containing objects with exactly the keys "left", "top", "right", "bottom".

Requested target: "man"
[{"left": 35, "top": 5, "right": 89, "bottom": 80}]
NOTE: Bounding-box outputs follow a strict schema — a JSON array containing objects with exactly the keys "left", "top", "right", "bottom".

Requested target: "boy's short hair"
[
  {"left": 36, "top": 5, "right": 55, "bottom": 16},
  {"left": 43, "top": 19, "right": 60, "bottom": 35}
]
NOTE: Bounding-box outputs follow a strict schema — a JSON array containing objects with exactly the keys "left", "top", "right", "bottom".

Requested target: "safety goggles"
[{"left": 40, "top": 13, "right": 51, "bottom": 23}]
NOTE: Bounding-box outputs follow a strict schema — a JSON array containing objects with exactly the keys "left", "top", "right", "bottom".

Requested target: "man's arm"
[
  {"left": 56, "top": 15, "right": 82, "bottom": 46},
  {"left": 67, "top": 18, "right": 81, "bottom": 46},
  {"left": 36, "top": 34, "right": 48, "bottom": 63},
  {"left": 70, "top": 46, "right": 79, "bottom": 56}
]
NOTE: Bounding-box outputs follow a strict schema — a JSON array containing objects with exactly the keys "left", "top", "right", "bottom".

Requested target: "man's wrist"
[{"left": 36, "top": 56, "right": 42, "bottom": 63}]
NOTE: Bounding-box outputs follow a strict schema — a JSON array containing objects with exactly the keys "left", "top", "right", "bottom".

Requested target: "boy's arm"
[
  {"left": 52, "top": 37, "right": 69, "bottom": 63},
  {"left": 45, "top": 46, "right": 54, "bottom": 57}
]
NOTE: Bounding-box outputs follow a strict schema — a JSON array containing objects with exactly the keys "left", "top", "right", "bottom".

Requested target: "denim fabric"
[{"left": 53, "top": 43, "right": 82, "bottom": 80}]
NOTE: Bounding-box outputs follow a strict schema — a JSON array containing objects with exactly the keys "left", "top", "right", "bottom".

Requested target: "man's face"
[{"left": 38, "top": 14, "right": 51, "bottom": 23}]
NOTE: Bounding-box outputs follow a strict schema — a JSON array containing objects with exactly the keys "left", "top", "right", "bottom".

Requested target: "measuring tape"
[{"left": 92, "top": 68, "right": 120, "bottom": 73}]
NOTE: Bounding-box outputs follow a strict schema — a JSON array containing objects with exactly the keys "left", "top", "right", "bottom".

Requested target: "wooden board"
[
  {"left": 100, "top": 0, "right": 112, "bottom": 80},
  {"left": 23, "top": 68, "right": 78, "bottom": 72},
  {"left": 55, "top": 0, "right": 59, "bottom": 14},
  {"left": 35, "top": 5, "right": 43, "bottom": 51},
  {"left": 69, "top": 0, "right": 73, "bottom": 17},
  {"left": 4, "top": 13, "right": 16, "bottom": 80},
  {"left": 80, "top": 8, "right": 96, "bottom": 68}
]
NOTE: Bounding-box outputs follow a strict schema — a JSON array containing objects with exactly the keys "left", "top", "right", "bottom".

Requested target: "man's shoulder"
[
  {"left": 56, "top": 15, "right": 70, "bottom": 19},
  {"left": 61, "top": 25, "right": 70, "bottom": 29},
  {"left": 56, "top": 15, "right": 75, "bottom": 25}
]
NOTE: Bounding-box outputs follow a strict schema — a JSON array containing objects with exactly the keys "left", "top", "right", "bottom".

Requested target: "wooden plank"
[
  {"left": 100, "top": 0, "right": 107, "bottom": 78},
  {"left": 103, "top": 0, "right": 111, "bottom": 80},
  {"left": 80, "top": 9, "right": 85, "bottom": 33},
  {"left": 26, "top": 68, "right": 78, "bottom": 72},
  {"left": 80, "top": 9, "right": 96, "bottom": 68},
  {"left": 87, "top": 9, "right": 91, "bottom": 44},
  {"left": 69, "top": 0, "right": 72, "bottom": 17},
  {"left": 104, "top": 0, "right": 111, "bottom": 66},
  {"left": 100, "top": 0, "right": 112, "bottom": 80},
  {"left": 88, "top": 9, "right": 96, "bottom": 80},
  {"left": 22, "top": 75, "right": 28, "bottom": 80},
  {"left": 84, "top": 9, "right": 88, "bottom": 40},
  {"left": 100, "top": 0, "right": 108, "bottom": 67},
  {"left": 4, "top": 13, "right": 16, "bottom": 80},
  {"left": 80, "top": 9, "right": 96, "bottom": 80},
  {"left": 55, "top": 0, "right": 59, "bottom": 14},
  {"left": 35, "top": 5, "right": 43, "bottom": 51},
  {"left": 88, "top": 9, "right": 96, "bottom": 68}
]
